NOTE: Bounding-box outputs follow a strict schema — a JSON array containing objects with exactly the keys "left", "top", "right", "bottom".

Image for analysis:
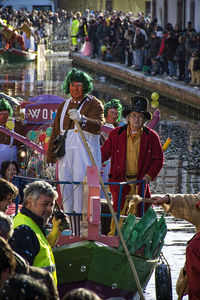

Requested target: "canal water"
[{"left": 0, "top": 57, "right": 199, "bottom": 300}]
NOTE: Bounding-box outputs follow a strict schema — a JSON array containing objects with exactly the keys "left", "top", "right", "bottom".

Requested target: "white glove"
[{"left": 68, "top": 109, "right": 83, "bottom": 123}]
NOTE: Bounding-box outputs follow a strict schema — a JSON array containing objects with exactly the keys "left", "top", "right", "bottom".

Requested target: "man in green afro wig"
[
  {"left": 0, "top": 98, "right": 13, "bottom": 118},
  {"left": 104, "top": 99, "right": 122, "bottom": 125},
  {"left": 61, "top": 68, "right": 93, "bottom": 95},
  {"left": 47, "top": 68, "right": 104, "bottom": 235}
]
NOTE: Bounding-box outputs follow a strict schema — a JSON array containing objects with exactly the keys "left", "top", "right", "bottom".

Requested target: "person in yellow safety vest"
[
  {"left": 71, "top": 16, "right": 80, "bottom": 52},
  {"left": 9, "top": 180, "right": 69, "bottom": 285}
]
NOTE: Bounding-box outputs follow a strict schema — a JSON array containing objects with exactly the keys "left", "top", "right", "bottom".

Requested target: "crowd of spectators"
[
  {"left": 0, "top": 7, "right": 72, "bottom": 50},
  {"left": 73, "top": 11, "right": 200, "bottom": 88},
  {"left": 0, "top": 7, "right": 200, "bottom": 87}
]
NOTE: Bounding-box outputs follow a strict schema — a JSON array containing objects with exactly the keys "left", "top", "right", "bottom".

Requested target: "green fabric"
[{"left": 53, "top": 241, "right": 157, "bottom": 292}]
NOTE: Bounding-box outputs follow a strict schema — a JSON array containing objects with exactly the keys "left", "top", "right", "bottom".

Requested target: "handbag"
[
  {"left": 52, "top": 124, "right": 70, "bottom": 159},
  {"left": 52, "top": 97, "right": 86, "bottom": 159}
]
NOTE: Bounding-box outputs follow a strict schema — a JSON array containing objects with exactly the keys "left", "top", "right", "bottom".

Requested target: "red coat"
[
  {"left": 186, "top": 232, "right": 200, "bottom": 300},
  {"left": 101, "top": 125, "right": 164, "bottom": 215}
]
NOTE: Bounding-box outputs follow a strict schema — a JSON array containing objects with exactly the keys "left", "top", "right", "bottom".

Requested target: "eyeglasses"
[{"left": 129, "top": 114, "right": 145, "bottom": 121}]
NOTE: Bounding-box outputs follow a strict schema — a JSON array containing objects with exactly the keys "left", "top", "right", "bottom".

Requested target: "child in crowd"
[
  {"left": 151, "top": 57, "right": 162, "bottom": 76},
  {"left": 188, "top": 49, "right": 200, "bottom": 87}
]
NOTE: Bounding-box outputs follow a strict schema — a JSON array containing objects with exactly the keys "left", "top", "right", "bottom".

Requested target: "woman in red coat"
[{"left": 101, "top": 96, "right": 164, "bottom": 235}]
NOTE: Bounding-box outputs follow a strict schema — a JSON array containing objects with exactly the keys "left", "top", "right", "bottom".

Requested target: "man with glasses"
[{"left": 101, "top": 96, "right": 164, "bottom": 235}]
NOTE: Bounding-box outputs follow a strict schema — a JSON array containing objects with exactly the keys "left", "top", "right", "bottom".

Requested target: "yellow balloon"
[
  {"left": 6, "top": 120, "right": 15, "bottom": 130},
  {"left": 45, "top": 137, "right": 49, "bottom": 143},
  {"left": 151, "top": 100, "right": 159, "bottom": 108},
  {"left": 101, "top": 45, "right": 107, "bottom": 53},
  {"left": 20, "top": 151, "right": 26, "bottom": 158},
  {"left": 151, "top": 92, "right": 159, "bottom": 101}
]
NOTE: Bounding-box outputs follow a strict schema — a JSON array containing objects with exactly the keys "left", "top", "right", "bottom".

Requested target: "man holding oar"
[{"left": 47, "top": 68, "right": 104, "bottom": 235}]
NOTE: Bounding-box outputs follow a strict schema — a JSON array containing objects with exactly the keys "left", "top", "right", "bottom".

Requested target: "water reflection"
[{"left": 0, "top": 58, "right": 199, "bottom": 300}]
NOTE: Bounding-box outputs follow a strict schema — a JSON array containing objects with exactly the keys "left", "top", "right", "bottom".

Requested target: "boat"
[
  {"left": 54, "top": 240, "right": 158, "bottom": 299},
  {"left": 0, "top": 47, "right": 37, "bottom": 63},
  {"left": 52, "top": 166, "right": 167, "bottom": 300},
  {"left": 10, "top": 165, "right": 167, "bottom": 300}
]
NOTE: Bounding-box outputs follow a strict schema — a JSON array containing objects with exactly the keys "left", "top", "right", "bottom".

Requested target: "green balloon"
[{"left": 46, "top": 127, "right": 52, "bottom": 137}]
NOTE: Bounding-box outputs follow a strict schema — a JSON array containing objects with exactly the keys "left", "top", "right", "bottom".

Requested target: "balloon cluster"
[
  {"left": 151, "top": 92, "right": 159, "bottom": 108},
  {"left": 27, "top": 127, "right": 52, "bottom": 151}
]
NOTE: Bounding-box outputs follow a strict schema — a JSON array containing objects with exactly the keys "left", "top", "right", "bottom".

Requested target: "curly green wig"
[
  {"left": 104, "top": 99, "right": 123, "bottom": 122},
  {"left": 61, "top": 68, "right": 93, "bottom": 95},
  {"left": 0, "top": 98, "right": 13, "bottom": 116}
]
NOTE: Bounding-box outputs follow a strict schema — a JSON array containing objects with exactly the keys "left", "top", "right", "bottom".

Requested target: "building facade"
[
  {"left": 57, "top": 0, "right": 151, "bottom": 16},
  {"left": 151, "top": 0, "right": 200, "bottom": 31},
  {"left": 0, "top": 0, "right": 55, "bottom": 11}
]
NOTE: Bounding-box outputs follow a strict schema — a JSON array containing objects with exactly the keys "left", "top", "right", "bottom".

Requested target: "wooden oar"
[{"left": 74, "top": 119, "right": 145, "bottom": 300}]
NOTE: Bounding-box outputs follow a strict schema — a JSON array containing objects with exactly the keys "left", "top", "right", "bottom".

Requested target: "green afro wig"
[
  {"left": 104, "top": 99, "right": 123, "bottom": 122},
  {"left": 0, "top": 98, "right": 13, "bottom": 116},
  {"left": 61, "top": 68, "right": 93, "bottom": 95}
]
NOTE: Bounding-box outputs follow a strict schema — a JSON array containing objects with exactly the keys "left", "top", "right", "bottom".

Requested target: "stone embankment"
[{"left": 71, "top": 53, "right": 200, "bottom": 119}]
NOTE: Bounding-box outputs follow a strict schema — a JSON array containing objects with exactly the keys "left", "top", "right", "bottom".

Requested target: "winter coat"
[
  {"left": 162, "top": 192, "right": 200, "bottom": 231},
  {"left": 186, "top": 232, "right": 200, "bottom": 300},
  {"left": 185, "top": 35, "right": 200, "bottom": 60},
  {"left": 96, "top": 22, "right": 108, "bottom": 42},
  {"left": 88, "top": 23, "right": 98, "bottom": 42},
  {"left": 174, "top": 43, "right": 186, "bottom": 62},
  {"left": 47, "top": 95, "right": 104, "bottom": 163},
  {"left": 165, "top": 33, "right": 178, "bottom": 61},
  {"left": 147, "top": 36, "right": 161, "bottom": 60},
  {"left": 101, "top": 124, "right": 164, "bottom": 215},
  {"left": 133, "top": 32, "right": 145, "bottom": 50}
]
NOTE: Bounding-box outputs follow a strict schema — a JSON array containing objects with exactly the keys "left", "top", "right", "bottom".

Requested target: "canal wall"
[{"left": 71, "top": 53, "right": 200, "bottom": 120}]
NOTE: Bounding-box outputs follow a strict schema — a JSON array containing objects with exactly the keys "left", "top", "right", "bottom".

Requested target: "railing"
[{"left": 13, "top": 175, "right": 146, "bottom": 232}]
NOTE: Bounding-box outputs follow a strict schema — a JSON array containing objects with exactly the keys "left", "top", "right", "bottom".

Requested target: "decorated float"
[{"left": 0, "top": 18, "right": 37, "bottom": 63}]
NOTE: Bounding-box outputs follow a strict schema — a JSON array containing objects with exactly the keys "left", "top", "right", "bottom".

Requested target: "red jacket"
[
  {"left": 186, "top": 232, "right": 200, "bottom": 300},
  {"left": 101, "top": 125, "right": 164, "bottom": 215}
]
